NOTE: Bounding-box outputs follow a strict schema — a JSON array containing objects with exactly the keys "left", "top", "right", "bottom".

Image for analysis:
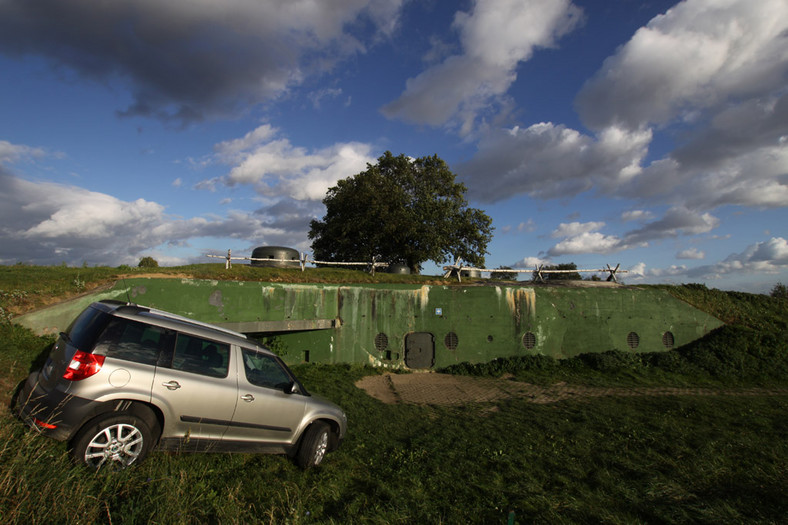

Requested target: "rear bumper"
[{"left": 16, "top": 372, "right": 98, "bottom": 442}]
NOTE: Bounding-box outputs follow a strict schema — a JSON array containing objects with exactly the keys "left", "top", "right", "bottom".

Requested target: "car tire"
[
  {"left": 296, "top": 421, "right": 330, "bottom": 469},
  {"left": 70, "top": 413, "right": 156, "bottom": 470}
]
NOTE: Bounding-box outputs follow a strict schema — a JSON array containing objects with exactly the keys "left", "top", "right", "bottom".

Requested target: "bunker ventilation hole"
[
  {"left": 662, "top": 331, "right": 675, "bottom": 348},
  {"left": 374, "top": 333, "right": 389, "bottom": 352},
  {"left": 444, "top": 332, "right": 459, "bottom": 351},
  {"left": 522, "top": 331, "right": 536, "bottom": 350},
  {"left": 626, "top": 331, "right": 640, "bottom": 349},
  {"left": 487, "top": 335, "right": 494, "bottom": 343}
]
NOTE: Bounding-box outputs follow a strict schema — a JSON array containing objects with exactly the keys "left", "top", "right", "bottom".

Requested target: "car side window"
[
  {"left": 242, "top": 349, "right": 292, "bottom": 390},
  {"left": 171, "top": 334, "right": 229, "bottom": 378},
  {"left": 93, "top": 318, "right": 168, "bottom": 366}
]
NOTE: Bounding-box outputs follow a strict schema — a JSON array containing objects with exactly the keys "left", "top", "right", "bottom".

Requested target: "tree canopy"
[
  {"left": 490, "top": 266, "right": 518, "bottom": 281},
  {"left": 138, "top": 256, "right": 158, "bottom": 268},
  {"left": 533, "top": 263, "right": 582, "bottom": 281},
  {"left": 308, "top": 151, "right": 493, "bottom": 273}
]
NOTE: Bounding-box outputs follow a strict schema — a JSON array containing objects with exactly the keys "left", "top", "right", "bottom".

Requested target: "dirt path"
[{"left": 355, "top": 372, "right": 788, "bottom": 406}]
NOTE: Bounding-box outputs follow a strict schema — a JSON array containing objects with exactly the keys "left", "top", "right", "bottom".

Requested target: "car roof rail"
[
  {"left": 98, "top": 299, "right": 248, "bottom": 340},
  {"left": 139, "top": 306, "right": 249, "bottom": 340}
]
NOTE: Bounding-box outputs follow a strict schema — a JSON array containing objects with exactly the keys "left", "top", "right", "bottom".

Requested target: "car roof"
[{"left": 94, "top": 300, "right": 265, "bottom": 351}]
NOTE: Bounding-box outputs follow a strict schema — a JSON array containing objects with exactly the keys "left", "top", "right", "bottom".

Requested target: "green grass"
[
  {"left": 2, "top": 361, "right": 787, "bottom": 523},
  {"left": 0, "top": 263, "right": 447, "bottom": 319},
  {"left": 1, "top": 272, "right": 787, "bottom": 523}
]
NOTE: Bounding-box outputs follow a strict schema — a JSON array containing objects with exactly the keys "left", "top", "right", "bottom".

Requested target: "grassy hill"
[{"left": 1, "top": 265, "right": 786, "bottom": 523}]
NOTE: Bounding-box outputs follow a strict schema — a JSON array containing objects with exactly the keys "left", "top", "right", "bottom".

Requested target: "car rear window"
[
  {"left": 65, "top": 305, "right": 112, "bottom": 352},
  {"left": 93, "top": 317, "right": 173, "bottom": 366}
]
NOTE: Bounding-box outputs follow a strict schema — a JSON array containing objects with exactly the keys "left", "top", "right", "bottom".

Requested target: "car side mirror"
[{"left": 285, "top": 382, "right": 298, "bottom": 395}]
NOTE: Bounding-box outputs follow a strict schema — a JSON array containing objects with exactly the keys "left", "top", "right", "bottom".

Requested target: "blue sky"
[{"left": 0, "top": 0, "right": 786, "bottom": 293}]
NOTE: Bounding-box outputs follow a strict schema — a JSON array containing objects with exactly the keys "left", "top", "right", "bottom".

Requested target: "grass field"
[{"left": 1, "top": 265, "right": 787, "bottom": 524}]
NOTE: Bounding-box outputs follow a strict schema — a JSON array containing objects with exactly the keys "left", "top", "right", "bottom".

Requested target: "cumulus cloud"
[
  {"left": 576, "top": 0, "right": 788, "bottom": 131},
  {"left": 630, "top": 237, "right": 788, "bottom": 284},
  {"left": 0, "top": 0, "right": 405, "bottom": 124},
  {"left": 518, "top": 219, "right": 536, "bottom": 233},
  {"left": 545, "top": 221, "right": 626, "bottom": 256},
  {"left": 210, "top": 125, "right": 376, "bottom": 201},
  {"left": 574, "top": 0, "right": 788, "bottom": 210},
  {"left": 512, "top": 256, "right": 550, "bottom": 269},
  {"left": 461, "top": 0, "right": 788, "bottom": 213},
  {"left": 0, "top": 168, "right": 314, "bottom": 266},
  {"left": 623, "top": 207, "right": 719, "bottom": 245},
  {"left": 381, "top": 0, "right": 583, "bottom": 133},
  {"left": 0, "top": 140, "right": 47, "bottom": 164},
  {"left": 621, "top": 210, "right": 654, "bottom": 222},
  {"left": 551, "top": 221, "right": 606, "bottom": 238},
  {"left": 677, "top": 248, "right": 705, "bottom": 260},
  {"left": 544, "top": 207, "right": 721, "bottom": 257},
  {"left": 548, "top": 231, "right": 625, "bottom": 256},
  {"left": 460, "top": 122, "right": 651, "bottom": 201}
]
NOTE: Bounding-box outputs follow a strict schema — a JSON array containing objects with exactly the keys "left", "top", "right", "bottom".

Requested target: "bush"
[
  {"left": 771, "top": 282, "right": 788, "bottom": 299},
  {"left": 490, "top": 266, "right": 517, "bottom": 281},
  {"left": 577, "top": 350, "right": 643, "bottom": 372},
  {"left": 138, "top": 256, "right": 159, "bottom": 268},
  {"left": 441, "top": 323, "right": 788, "bottom": 385}
]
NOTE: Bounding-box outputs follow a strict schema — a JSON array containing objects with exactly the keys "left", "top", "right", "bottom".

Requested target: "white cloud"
[
  {"left": 0, "top": 140, "right": 46, "bottom": 164},
  {"left": 621, "top": 210, "right": 654, "bottom": 222},
  {"left": 747, "top": 237, "right": 788, "bottom": 264},
  {"left": 308, "top": 88, "right": 344, "bottom": 109},
  {"left": 518, "top": 219, "right": 536, "bottom": 233},
  {"left": 211, "top": 125, "right": 376, "bottom": 201},
  {"left": 0, "top": 171, "right": 316, "bottom": 266},
  {"left": 576, "top": 0, "right": 788, "bottom": 131},
  {"left": 382, "top": 0, "right": 583, "bottom": 133},
  {"left": 677, "top": 248, "right": 705, "bottom": 260},
  {"left": 628, "top": 237, "right": 788, "bottom": 284},
  {"left": 629, "top": 262, "right": 647, "bottom": 277},
  {"left": 548, "top": 231, "right": 625, "bottom": 256},
  {"left": 543, "top": 207, "right": 721, "bottom": 257},
  {"left": 24, "top": 194, "right": 164, "bottom": 240},
  {"left": 551, "top": 221, "right": 605, "bottom": 238},
  {"left": 623, "top": 207, "right": 719, "bottom": 245},
  {"left": 628, "top": 144, "right": 788, "bottom": 209},
  {"left": 462, "top": 0, "right": 788, "bottom": 213},
  {"left": 460, "top": 123, "right": 651, "bottom": 201},
  {"left": 513, "top": 256, "right": 550, "bottom": 269}
]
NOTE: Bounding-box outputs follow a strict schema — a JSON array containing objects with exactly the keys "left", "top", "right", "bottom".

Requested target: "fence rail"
[
  {"left": 441, "top": 261, "right": 627, "bottom": 282},
  {"left": 207, "top": 250, "right": 627, "bottom": 281},
  {"left": 206, "top": 250, "right": 389, "bottom": 274}
]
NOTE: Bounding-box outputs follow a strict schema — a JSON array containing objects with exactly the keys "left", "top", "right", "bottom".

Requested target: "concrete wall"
[{"left": 14, "top": 278, "right": 723, "bottom": 368}]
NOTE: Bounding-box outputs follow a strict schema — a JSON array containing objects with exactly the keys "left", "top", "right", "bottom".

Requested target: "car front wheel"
[
  {"left": 296, "top": 421, "right": 330, "bottom": 469},
  {"left": 71, "top": 413, "right": 155, "bottom": 470}
]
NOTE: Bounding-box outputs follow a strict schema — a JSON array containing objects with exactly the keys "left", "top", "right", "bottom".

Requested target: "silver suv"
[{"left": 16, "top": 300, "right": 347, "bottom": 470}]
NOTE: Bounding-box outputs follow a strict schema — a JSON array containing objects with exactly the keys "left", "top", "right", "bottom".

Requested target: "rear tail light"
[
  {"left": 63, "top": 350, "right": 105, "bottom": 381},
  {"left": 33, "top": 418, "right": 57, "bottom": 430}
]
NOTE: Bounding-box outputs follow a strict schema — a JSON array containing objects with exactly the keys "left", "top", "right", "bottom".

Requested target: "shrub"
[
  {"left": 771, "top": 282, "right": 788, "bottom": 299},
  {"left": 577, "top": 350, "right": 643, "bottom": 372},
  {"left": 138, "top": 256, "right": 159, "bottom": 268}
]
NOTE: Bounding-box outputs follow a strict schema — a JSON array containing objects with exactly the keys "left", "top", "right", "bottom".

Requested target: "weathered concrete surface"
[{"left": 13, "top": 278, "right": 723, "bottom": 368}]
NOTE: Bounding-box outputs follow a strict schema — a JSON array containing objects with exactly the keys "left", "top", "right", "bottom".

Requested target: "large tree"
[{"left": 308, "top": 151, "right": 493, "bottom": 273}]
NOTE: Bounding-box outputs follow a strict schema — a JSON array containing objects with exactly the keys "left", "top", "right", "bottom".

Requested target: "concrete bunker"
[{"left": 250, "top": 246, "right": 300, "bottom": 268}]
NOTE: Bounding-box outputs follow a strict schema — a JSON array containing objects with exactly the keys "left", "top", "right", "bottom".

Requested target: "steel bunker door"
[{"left": 405, "top": 332, "right": 435, "bottom": 369}]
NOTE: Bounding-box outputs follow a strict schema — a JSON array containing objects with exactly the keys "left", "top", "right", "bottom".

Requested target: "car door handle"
[
  {"left": 162, "top": 380, "right": 181, "bottom": 390},
  {"left": 241, "top": 394, "right": 254, "bottom": 402}
]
